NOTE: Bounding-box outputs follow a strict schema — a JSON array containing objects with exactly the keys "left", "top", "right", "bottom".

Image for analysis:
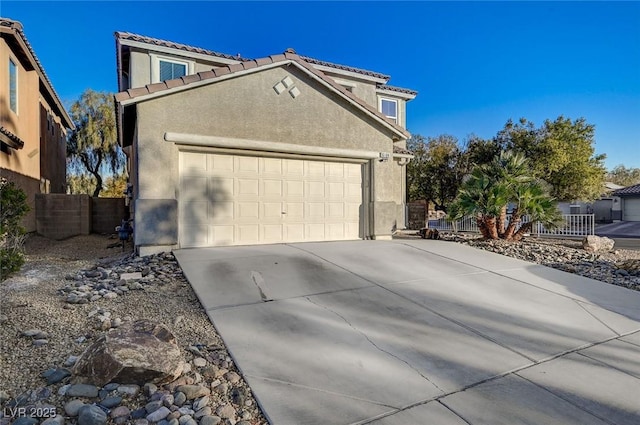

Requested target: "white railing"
[{"left": 429, "top": 214, "right": 595, "bottom": 237}]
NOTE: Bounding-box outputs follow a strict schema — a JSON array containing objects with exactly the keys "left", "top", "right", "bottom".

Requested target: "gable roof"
[
  {"left": 115, "top": 51, "right": 410, "bottom": 140},
  {"left": 115, "top": 31, "right": 249, "bottom": 61},
  {"left": 0, "top": 18, "right": 73, "bottom": 130},
  {"left": 613, "top": 184, "right": 640, "bottom": 196}
]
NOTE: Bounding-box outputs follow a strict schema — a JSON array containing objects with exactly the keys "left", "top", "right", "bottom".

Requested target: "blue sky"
[{"left": 2, "top": 1, "right": 639, "bottom": 169}]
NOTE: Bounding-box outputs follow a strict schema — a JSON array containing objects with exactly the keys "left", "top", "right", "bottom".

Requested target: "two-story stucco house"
[
  {"left": 114, "top": 32, "right": 416, "bottom": 255},
  {"left": 1, "top": 18, "right": 74, "bottom": 231}
]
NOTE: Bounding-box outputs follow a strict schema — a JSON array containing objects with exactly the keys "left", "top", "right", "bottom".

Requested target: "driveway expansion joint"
[{"left": 304, "top": 296, "right": 447, "bottom": 395}]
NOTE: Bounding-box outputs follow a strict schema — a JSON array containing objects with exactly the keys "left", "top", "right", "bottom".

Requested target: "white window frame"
[
  {"left": 9, "top": 58, "right": 18, "bottom": 114},
  {"left": 150, "top": 54, "right": 194, "bottom": 83},
  {"left": 379, "top": 97, "right": 398, "bottom": 124}
]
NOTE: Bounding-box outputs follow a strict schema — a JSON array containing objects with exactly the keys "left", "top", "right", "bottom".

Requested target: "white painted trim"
[
  {"left": 378, "top": 97, "right": 398, "bottom": 124},
  {"left": 120, "top": 39, "right": 242, "bottom": 66},
  {"left": 150, "top": 54, "right": 194, "bottom": 84},
  {"left": 165, "top": 132, "right": 384, "bottom": 160},
  {"left": 311, "top": 64, "right": 388, "bottom": 84}
]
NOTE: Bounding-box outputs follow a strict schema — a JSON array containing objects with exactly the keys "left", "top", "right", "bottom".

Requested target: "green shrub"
[{"left": 1, "top": 178, "right": 30, "bottom": 280}]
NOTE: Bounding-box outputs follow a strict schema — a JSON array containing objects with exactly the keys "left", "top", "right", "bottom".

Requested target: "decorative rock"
[
  {"left": 145, "top": 400, "right": 163, "bottom": 414},
  {"left": 66, "top": 384, "right": 99, "bottom": 398},
  {"left": 33, "top": 339, "right": 49, "bottom": 346},
  {"left": 582, "top": 235, "right": 615, "bottom": 253},
  {"left": 194, "top": 407, "right": 212, "bottom": 419},
  {"left": 73, "top": 320, "right": 185, "bottom": 386},
  {"left": 99, "top": 396, "right": 122, "bottom": 408},
  {"left": 213, "top": 383, "right": 228, "bottom": 394},
  {"left": 166, "top": 411, "right": 180, "bottom": 420},
  {"left": 103, "top": 383, "right": 120, "bottom": 391},
  {"left": 161, "top": 393, "right": 174, "bottom": 407},
  {"left": 167, "top": 419, "right": 179, "bottom": 425},
  {"left": 215, "top": 404, "right": 235, "bottom": 419},
  {"left": 78, "top": 404, "right": 107, "bottom": 425},
  {"left": 117, "top": 384, "right": 140, "bottom": 396},
  {"left": 178, "top": 407, "right": 194, "bottom": 416},
  {"left": 64, "top": 356, "right": 79, "bottom": 367},
  {"left": 146, "top": 406, "right": 171, "bottom": 422},
  {"left": 22, "top": 329, "right": 48, "bottom": 339},
  {"left": 198, "top": 416, "right": 221, "bottom": 425},
  {"left": 41, "top": 415, "right": 65, "bottom": 425},
  {"left": 193, "top": 358, "right": 207, "bottom": 367},
  {"left": 120, "top": 272, "right": 142, "bottom": 280},
  {"left": 230, "top": 387, "right": 246, "bottom": 406},
  {"left": 134, "top": 420, "right": 149, "bottom": 425},
  {"left": 58, "top": 384, "right": 71, "bottom": 396},
  {"left": 193, "top": 396, "right": 209, "bottom": 411},
  {"left": 173, "top": 391, "right": 186, "bottom": 406},
  {"left": 65, "top": 400, "right": 86, "bottom": 417},
  {"left": 176, "top": 385, "right": 210, "bottom": 400},
  {"left": 178, "top": 416, "right": 194, "bottom": 425},
  {"left": 144, "top": 383, "right": 158, "bottom": 396},
  {"left": 42, "top": 368, "right": 71, "bottom": 385},
  {"left": 131, "top": 408, "right": 147, "bottom": 419},
  {"left": 110, "top": 406, "right": 131, "bottom": 418},
  {"left": 224, "top": 372, "right": 240, "bottom": 384}
]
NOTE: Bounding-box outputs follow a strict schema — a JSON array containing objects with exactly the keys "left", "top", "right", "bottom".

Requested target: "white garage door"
[
  {"left": 623, "top": 198, "right": 640, "bottom": 221},
  {"left": 179, "top": 151, "right": 363, "bottom": 247}
]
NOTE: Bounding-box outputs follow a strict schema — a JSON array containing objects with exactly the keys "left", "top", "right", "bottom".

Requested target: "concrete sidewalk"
[{"left": 175, "top": 240, "right": 640, "bottom": 425}]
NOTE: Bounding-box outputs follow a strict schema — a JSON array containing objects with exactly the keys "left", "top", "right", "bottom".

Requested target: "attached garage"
[
  {"left": 179, "top": 151, "right": 363, "bottom": 247},
  {"left": 623, "top": 198, "right": 640, "bottom": 222}
]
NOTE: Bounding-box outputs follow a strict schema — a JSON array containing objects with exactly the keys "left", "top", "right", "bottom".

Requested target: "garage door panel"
[
  {"left": 262, "top": 179, "right": 283, "bottom": 196},
  {"left": 624, "top": 199, "right": 640, "bottom": 221},
  {"left": 179, "top": 152, "right": 363, "bottom": 247},
  {"left": 237, "top": 225, "right": 259, "bottom": 244},
  {"left": 210, "top": 177, "right": 234, "bottom": 200},
  {"left": 238, "top": 202, "right": 260, "bottom": 219}
]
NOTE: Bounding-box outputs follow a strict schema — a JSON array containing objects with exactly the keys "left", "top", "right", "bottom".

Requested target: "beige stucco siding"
[
  {"left": 128, "top": 49, "right": 151, "bottom": 89},
  {"left": 0, "top": 39, "right": 40, "bottom": 179}
]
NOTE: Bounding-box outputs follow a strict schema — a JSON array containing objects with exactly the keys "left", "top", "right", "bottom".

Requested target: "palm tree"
[{"left": 449, "top": 151, "right": 561, "bottom": 240}]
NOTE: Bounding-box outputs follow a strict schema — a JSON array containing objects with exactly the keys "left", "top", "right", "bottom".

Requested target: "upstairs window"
[
  {"left": 380, "top": 98, "right": 397, "bottom": 123},
  {"left": 9, "top": 59, "right": 17, "bottom": 113},
  {"left": 159, "top": 60, "right": 187, "bottom": 81}
]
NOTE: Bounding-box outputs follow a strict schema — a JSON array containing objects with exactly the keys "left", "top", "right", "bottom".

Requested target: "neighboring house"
[
  {"left": 0, "top": 18, "right": 74, "bottom": 231},
  {"left": 613, "top": 184, "right": 640, "bottom": 222},
  {"left": 557, "top": 182, "right": 625, "bottom": 223},
  {"left": 114, "top": 32, "right": 417, "bottom": 255}
]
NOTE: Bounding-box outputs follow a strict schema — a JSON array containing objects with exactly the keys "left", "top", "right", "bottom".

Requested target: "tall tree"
[
  {"left": 67, "top": 89, "right": 124, "bottom": 197},
  {"left": 495, "top": 116, "right": 606, "bottom": 202},
  {"left": 607, "top": 165, "right": 640, "bottom": 187},
  {"left": 406, "top": 134, "right": 466, "bottom": 212}
]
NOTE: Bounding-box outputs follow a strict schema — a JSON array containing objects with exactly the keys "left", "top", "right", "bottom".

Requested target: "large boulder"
[
  {"left": 582, "top": 235, "right": 615, "bottom": 253},
  {"left": 73, "top": 320, "right": 184, "bottom": 387}
]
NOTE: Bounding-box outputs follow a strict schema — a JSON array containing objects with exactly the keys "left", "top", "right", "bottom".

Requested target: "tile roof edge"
[
  {"left": 114, "top": 31, "right": 250, "bottom": 61},
  {"left": 0, "top": 126, "right": 26, "bottom": 149},
  {"left": 377, "top": 84, "right": 418, "bottom": 96},
  {"left": 1, "top": 18, "right": 74, "bottom": 129},
  {"left": 299, "top": 55, "right": 390, "bottom": 80}
]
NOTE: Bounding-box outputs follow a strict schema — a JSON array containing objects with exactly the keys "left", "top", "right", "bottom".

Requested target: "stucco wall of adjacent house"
[
  {"left": 132, "top": 64, "right": 406, "bottom": 243},
  {"left": 0, "top": 38, "right": 41, "bottom": 180},
  {"left": 128, "top": 49, "right": 152, "bottom": 89}
]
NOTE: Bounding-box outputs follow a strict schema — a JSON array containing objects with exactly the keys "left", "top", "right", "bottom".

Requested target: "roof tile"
[
  {"left": 198, "top": 70, "right": 216, "bottom": 80},
  {"left": 0, "top": 126, "right": 25, "bottom": 149},
  {"left": 393, "top": 145, "right": 413, "bottom": 155},
  {"left": 165, "top": 78, "right": 185, "bottom": 89},
  {"left": 255, "top": 57, "right": 272, "bottom": 66},
  {"left": 213, "top": 67, "right": 231, "bottom": 77},
  {"left": 378, "top": 84, "right": 418, "bottom": 96},
  {"left": 146, "top": 82, "right": 168, "bottom": 94},
  {"left": 181, "top": 74, "right": 201, "bottom": 85},
  {"left": 300, "top": 55, "right": 389, "bottom": 80},
  {"left": 242, "top": 61, "right": 258, "bottom": 70},
  {"left": 227, "top": 63, "right": 245, "bottom": 73},
  {"left": 127, "top": 87, "right": 150, "bottom": 98},
  {"left": 115, "top": 31, "right": 249, "bottom": 61},
  {"left": 114, "top": 91, "right": 132, "bottom": 102},
  {"left": 614, "top": 184, "right": 640, "bottom": 196},
  {"left": 270, "top": 54, "right": 286, "bottom": 62}
]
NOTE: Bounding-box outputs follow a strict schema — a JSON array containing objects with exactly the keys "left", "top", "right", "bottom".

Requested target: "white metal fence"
[{"left": 428, "top": 214, "right": 595, "bottom": 237}]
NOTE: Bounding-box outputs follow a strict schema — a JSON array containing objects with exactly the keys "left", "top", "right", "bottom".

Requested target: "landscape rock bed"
[
  {"left": 1, "top": 235, "right": 266, "bottom": 425},
  {"left": 439, "top": 233, "right": 640, "bottom": 291}
]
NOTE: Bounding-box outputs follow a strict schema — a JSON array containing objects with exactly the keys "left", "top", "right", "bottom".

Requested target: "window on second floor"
[
  {"left": 380, "top": 98, "right": 397, "bottom": 123},
  {"left": 159, "top": 60, "right": 187, "bottom": 81},
  {"left": 9, "top": 59, "right": 17, "bottom": 113}
]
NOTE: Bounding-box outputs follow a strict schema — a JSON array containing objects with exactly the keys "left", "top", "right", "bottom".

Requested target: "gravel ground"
[{"left": 0, "top": 234, "right": 266, "bottom": 425}]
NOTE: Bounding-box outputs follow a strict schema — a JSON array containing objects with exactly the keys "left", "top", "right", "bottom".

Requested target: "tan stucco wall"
[
  {"left": 0, "top": 38, "right": 41, "bottom": 180},
  {"left": 129, "top": 49, "right": 152, "bottom": 89},
  {"left": 133, "top": 64, "right": 407, "bottom": 239}
]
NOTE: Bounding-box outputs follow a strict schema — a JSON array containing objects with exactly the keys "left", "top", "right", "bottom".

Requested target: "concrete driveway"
[{"left": 174, "top": 240, "right": 640, "bottom": 425}]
